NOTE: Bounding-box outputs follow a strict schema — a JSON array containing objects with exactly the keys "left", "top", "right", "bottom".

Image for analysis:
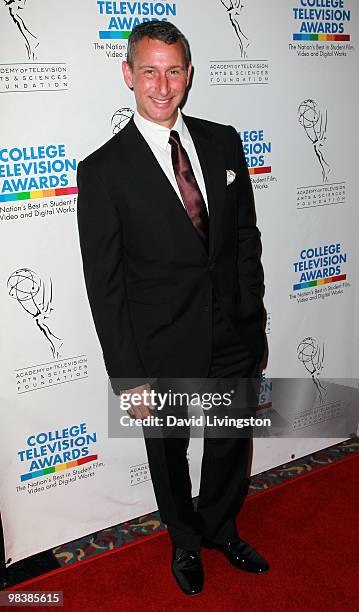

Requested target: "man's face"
[{"left": 122, "top": 37, "right": 191, "bottom": 128}]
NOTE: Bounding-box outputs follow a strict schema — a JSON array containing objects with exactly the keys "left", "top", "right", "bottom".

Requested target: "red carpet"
[{"left": 10, "top": 455, "right": 359, "bottom": 611}]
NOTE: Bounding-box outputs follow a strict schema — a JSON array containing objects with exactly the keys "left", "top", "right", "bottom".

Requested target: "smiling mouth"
[{"left": 151, "top": 98, "right": 174, "bottom": 105}]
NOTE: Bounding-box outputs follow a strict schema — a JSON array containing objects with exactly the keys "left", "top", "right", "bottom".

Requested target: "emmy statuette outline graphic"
[
  {"left": 220, "top": 0, "right": 250, "bottom": 58},
  {"left": 7, "top": 268, "right": 63, "bottom": 360},
  {"left": 111, "top": 107, "right": 134, "bottom": 134},
  {"left": 298, "top": 99, "right": 331, "bottom": 183},
  {"left": 3, "top": 0, "right": 39, "bottom": 60},
  {"left": 297, "top": 337, "right": 327, "bottom": 404}
]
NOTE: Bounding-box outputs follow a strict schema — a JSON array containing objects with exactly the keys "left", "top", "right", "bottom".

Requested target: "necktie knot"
[{"left": 169, "top": 130, "right": 181, "bottom": 148}]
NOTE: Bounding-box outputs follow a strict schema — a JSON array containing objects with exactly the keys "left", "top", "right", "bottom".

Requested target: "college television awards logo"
[
  {"left": 0, "top": 1, "right": 68, "bottom": 92},
  {"left": 111, "top": 107, "right": 134, "bottom": 134},
  {"left": 210, "top": 2, "right": 270, "bottom": 86},
  {"left": 292, "top": 0, "right": 351, "bottom": 40},
  {"left": 16, "top": 423, "right": 99, "bottom": 487},
  {"left": 239, "top": 128, "right": 277, "bottom": 191},
  {"left": 292, "top": 243, "right": 347, "bottom": 290},
  {"left": 93, "top": 1, "right": 177, "bottom": 58},
  {"left": 296, "top": 99, "right": 345, "bottom": 209},
  {"left": 0, "top": 144, "right": 78, "bottom": 223},
  {"left": 289, "top": 242, "right": 350, "bottom": 305},
  {"left": 289, "top": 1, "right": 354, "bottom": 58},
  {"left": 8, "top": 268, "right": 63, "bottom": 359}
]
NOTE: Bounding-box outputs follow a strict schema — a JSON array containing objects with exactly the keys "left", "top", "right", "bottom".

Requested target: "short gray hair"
[{"left": 127, "top": 21, "right": 191, "bottom": 69}]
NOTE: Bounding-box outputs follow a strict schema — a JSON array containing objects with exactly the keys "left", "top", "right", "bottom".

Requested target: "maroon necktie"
[{"left": 169, "top": 130, "right": 209, "bottom": 249}]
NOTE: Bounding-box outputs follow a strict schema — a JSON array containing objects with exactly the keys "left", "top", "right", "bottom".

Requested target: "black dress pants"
[{"left": 143, "top": 297, "right": 260, "bottom": 551}]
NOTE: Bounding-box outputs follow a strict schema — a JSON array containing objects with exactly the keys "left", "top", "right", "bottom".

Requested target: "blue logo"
[{"left": 97, "top": 1, "right": 177, "bottom": 39}]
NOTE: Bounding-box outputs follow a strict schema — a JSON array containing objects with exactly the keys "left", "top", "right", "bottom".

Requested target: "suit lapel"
[
  {"left": 119, "top": 117, "right": 187, "bottom": 209},
  {"left": 119, "top": 116, "right": 226, "bottom": 257}
]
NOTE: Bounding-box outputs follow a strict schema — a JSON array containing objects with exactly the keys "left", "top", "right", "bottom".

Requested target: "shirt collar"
[{"left": 134, "top": 109, "right": 189, "bottom": 151}]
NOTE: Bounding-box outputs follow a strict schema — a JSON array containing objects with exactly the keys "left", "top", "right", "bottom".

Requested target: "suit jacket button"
[{"left": 204, "top": 305, "right": 209, "bottom": 312}]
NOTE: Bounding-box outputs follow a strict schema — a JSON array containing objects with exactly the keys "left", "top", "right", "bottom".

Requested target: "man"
[{"left": 77, "top": 21, "right": 269, "bottom": 596}]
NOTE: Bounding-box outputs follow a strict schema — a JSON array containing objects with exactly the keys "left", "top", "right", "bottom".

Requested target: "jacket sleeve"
[
  {"left": 230, "top": 126, "right": 265, "bottom": 301},
  {"left": 76, "top": 160, "right": 147, "bottom": 393}
]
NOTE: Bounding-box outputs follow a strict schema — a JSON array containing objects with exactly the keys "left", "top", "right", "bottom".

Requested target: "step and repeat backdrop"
[{"left": 1, "top": 0, "right": 358, "bottom": 565}]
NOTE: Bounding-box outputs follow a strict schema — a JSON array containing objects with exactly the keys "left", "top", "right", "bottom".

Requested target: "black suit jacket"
[{"left": 77, "top": 115, "right": 266, "bottom": 389}]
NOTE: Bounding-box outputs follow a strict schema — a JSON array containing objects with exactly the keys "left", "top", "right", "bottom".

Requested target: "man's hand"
[{"left": 119, "top": 383, "right": 154, "bottom": 419}]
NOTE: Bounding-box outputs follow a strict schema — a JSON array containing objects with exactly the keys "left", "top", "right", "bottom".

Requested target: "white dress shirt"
[{"left": 133, "top": 109, "right": 209, "bottom": 211}]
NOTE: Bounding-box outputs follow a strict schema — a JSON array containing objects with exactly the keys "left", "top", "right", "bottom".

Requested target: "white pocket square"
[{"left": 226, "top": 170, "right": 236, "bottom": 185}]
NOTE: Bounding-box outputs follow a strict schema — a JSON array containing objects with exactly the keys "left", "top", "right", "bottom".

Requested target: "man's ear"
[
  {"left": 186, "top": 63, "right": 193, "bottom": 87},
  {"left": 122, "top": 61, "right": 134, "bottom": 90}
]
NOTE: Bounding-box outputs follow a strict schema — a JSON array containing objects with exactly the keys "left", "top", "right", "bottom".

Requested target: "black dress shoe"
[
  {"left": 171, "top": 547, "right": 204, "bottom": 595},
  {"left": 203, "top": 538, "right": 269, "bottom": 573}
]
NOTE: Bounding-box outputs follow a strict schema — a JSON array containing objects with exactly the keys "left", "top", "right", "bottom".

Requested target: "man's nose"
[{"left": 158, "top": 73, "right": 170, "bottom": 96}]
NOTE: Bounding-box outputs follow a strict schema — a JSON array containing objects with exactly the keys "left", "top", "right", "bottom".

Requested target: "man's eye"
[
  {"left": 144, "top": 69, "right": 155, "bottom": 75},
  {"left": 169, "top": 70, "right": 180, "bottom": 76}
]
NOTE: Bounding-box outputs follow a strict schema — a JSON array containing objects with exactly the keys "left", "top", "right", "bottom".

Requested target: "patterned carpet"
[
  {"left": 53, "top": 437, "right": 359, "bottom": 567},
  {"left": 2, "top": 437, "right": 358, "bottom": 587}
]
